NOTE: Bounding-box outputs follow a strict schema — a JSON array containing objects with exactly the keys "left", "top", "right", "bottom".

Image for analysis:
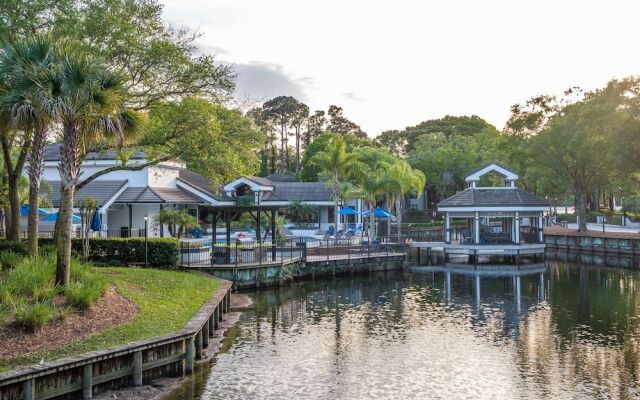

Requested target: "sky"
[{"left": 161, "top": 0, "right": 640, "bottom": 137}]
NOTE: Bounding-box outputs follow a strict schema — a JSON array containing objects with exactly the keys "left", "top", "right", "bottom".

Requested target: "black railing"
[
  {"left": 0, "top": 228, "right": 146, "bottom": 239},
  {"left": 180, "top": 236, "right": 409, "bottom": 268}
]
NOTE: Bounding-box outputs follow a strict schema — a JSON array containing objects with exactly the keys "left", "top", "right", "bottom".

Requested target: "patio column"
[
  {"left": 538, "top": 212, "right": 544, "bottom": 243},
  {"left": 271, "top": 209, "right": 276, "bottom": 261},
  {"left": 445, "top": 212, "right": 451, "bottom": 243},
  {"left": 514, "top": 212, "right": 520, "bottom": 244},
  {"left": 474, "top": 212, "right": 480, "bottom": 244}
]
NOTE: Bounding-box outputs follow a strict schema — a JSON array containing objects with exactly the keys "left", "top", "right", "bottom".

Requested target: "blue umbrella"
[
  {"left": 361, "top": 207, "right": 394, "bottom": 218},
  {"left": 90, "top": 209, "right": 102, "bottom": 231},
  {"left": 337, "top": 208, "right": 359, "bottom": 215},
  {"left": 20, "top": 205, "right": 51, "bottom": 216}
]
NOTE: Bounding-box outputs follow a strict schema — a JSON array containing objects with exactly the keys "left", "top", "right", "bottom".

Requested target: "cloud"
[
  {"left": 342, "top": 92, "right": 362, "bottom": 101},
  {"left": 232, "top": 62, "right": 312, "bottom": 103}
]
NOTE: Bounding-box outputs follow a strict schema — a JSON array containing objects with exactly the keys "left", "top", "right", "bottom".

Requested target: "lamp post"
[
  {"left": 622, "top": 196, "right": 626, "bottom": 227},
  {"left": 602, "top": 215, "right": 606, "bottom": 234},
  {"left": 144, "top": 215, "right": 148, "bottom": 268}
]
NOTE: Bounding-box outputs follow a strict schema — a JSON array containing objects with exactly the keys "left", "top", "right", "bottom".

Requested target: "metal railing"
[{"left": 180, "top": 236, "right": 409, "bottom": 268}]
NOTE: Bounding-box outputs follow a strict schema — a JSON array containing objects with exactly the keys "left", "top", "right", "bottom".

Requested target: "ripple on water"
[{"left": 164, "top": 266, "right": 640, "bottom": 400}]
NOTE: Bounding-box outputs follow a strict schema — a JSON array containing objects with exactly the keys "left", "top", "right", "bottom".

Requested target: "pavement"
[{"left": 566, "top": 223, "right": 640, "bottom": 233}]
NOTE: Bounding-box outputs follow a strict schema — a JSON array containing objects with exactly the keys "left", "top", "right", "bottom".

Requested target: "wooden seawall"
[{"left": 0, "top": 280, "right": 233, "bottom": 400}]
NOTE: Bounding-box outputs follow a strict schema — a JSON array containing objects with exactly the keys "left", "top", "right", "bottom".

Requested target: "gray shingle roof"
[
  {"left": 43, "top": 180, "right": 128, "bottom": 207},
  {"left": 115, "top": 186, "right": 204, "bottom": 204},
  {"left": 438, "top": 188, "right": 549, "bottom": 208},
  {"left": 248, "top": 176, "right": 274, "bottom": 186},
  {"left": 263, "top": 182, "right": 332, "bottom": 202},
  {"left": 44, "top": 143, "right": 146, "bottom": 162},
  {"left": 177, "top": 170, "right": 234, "bottom": 201}
]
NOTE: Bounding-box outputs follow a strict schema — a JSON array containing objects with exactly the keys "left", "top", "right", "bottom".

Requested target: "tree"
[
  {"left": 350, "top": 156, "right": 390, "bottom": 240},
  {"left": 326, "top": 105, "right": 366, "bottom": 138},
  {"left": 263, "top": 96, "right": 300, "bottom": 172},
  {"left": 382, "top": 161, "right": 426, "bottom": 241},
  {"left": 311, "top": 135, "right": 358, "bottom": 241},
  {"left": 52, "top": 46, "right": 140, "bottom": 286},
  {"left": 145, "top": 98, "right": 263, "bottom": 188},
  {"left": 300, "top": 132, "right": 371, "bottom": 182},
  {"left": 77, "top": 197, "right": 98, "bottom": 260},
  {"left": 304, "top": 110, "right": 326, "bottom": 148},
  {"left": 287, "top": 200, "right": 318, "bottom": 226},
  {"left": 290, "top": 102, "right": 309, "bottom": 174},
  {"left": 1, "top": 34, "right": 58, "bottom": 254},
  {"left": 524, "top": 79, "right": 640, "bottom": 231},
  {"left": 153, "top": 208, "right": 198, "bottom": 239}
]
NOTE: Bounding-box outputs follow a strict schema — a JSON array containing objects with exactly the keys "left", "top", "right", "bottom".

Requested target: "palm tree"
[
  {"left": 2, "top": 35, "right": 57, "bottom": 255},
  {"left": 382, "top": 161, "right": 426, "bottom": 242},
  {"left": 311, "top": 135, "right": 357, "bottom": 241},
  {"left": 351, "top": 159, "right": 390, "bottom": 241},
  {"left": 50, "top": 46, "right": 139, "bottom": 286}
]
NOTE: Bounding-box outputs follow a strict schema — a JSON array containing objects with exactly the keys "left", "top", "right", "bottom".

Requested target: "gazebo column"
[
  {"left": 474, "top": 212, "right": 480, "bottom": 244},
  {"left": 538, "top": 212, "right": 544, "bottom": 243},
  {"left": 444, "top": 212, "right": 451, "bottom": 243},
  {"left": 225, "top": 211, "right": 231, "bottom": 264},
  {"left": 514, "top": 212, "right": 520, "bottom": 244}
]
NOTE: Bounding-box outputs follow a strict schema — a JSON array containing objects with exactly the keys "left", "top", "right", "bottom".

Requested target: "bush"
[
  {"left": 66, "top": 258, "right": 107, "bottom": 309},
  {"left": 38, "top": 237, "right": 180, "bottom": 268},
  {"left": 0, "top": 252, "right": 22, "bottom": 270},
  {"left": 0, "top": 241, "right": 26, "bottom": 255},
  {"left": 13, "top": 300, "right": 56, "bottom": 332}
]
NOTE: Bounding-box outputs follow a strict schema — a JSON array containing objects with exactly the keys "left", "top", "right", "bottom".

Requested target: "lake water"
[{"left": 163, "top": 260, "right": 640, "bottom": 400}]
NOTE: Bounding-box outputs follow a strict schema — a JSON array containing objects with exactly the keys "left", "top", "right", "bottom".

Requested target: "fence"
[
  {"left": 181, "top": 239, "right": 306, "bottom": 267},
  {"left": 180, "top": 236, "right": 409, "bottom": 268}
]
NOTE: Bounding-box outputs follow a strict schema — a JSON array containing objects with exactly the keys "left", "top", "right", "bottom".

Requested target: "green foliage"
[
  {"left": 152, "top": 208, "right": 198, "bottom": 239},
  {"left": 0, "top": 252, "right": 22, "bottom": 271},
  {"left": 145, "top": 98, "right": 262, "bottom": 187},
  {"left": 622, "top": 195, "right": 640, "bottom": 217},
  {"left": 13, "top": 300, "right": 55, "bottom": 332},
  {"left": 0, "top": 241, "right": 26, "bottom": 255},
  {"left": 287, "top": 200, "right": 318, "bottom": 225},
  {"left": 71, "top": 238, "right": 180, "bottom": 268},
  {"left": 0, "top": 267, "right": 220, "bottom": 371},
  {"left": 300, "top": 132, "right": 370, "bottom": 181},
  {"left": 0, "top": 255, "right": 105, "bottom": 332}
]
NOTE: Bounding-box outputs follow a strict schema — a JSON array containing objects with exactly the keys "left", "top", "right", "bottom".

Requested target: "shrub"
[
  {"left": 38, "top": 244, "right": 57, "bottom": 257},
  {"left": 66, "top": 258, "right": 107, "bottom": 309},
  {"left": 3, "top": 256, "right": 55, "bottom": 301},
  {"left": 0, "top": 252, "right": 22, "bottom": 270},
  {"left": 0, "top": 241, "right": 26, "bottom": 255},
  {"left": 13, "top": 300, "right": 56, "bottom": 332}
]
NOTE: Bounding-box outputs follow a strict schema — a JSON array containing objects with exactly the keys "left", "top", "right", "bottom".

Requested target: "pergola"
[
  {"left": 437, "top": 164, "right": 549, "bottom": 245},
  {"left": 208, "top": 204, "right": 281, "bottom": 263}
]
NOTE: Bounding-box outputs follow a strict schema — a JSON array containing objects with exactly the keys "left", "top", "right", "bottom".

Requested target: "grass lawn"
[{"left": 0, "top": 267, "right": 219, "bottom": 372}]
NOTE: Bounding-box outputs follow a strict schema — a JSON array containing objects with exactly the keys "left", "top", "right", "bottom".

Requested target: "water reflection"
[{"left": 163, "top": 261, "right": 640, "bottom": 400}]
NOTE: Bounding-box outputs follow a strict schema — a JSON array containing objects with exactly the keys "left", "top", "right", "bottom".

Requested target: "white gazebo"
[{"left": 436, "top": 163, "right": 549, "bottom": 261}]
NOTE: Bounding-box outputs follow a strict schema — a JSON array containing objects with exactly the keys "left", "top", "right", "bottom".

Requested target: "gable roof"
[
  {"left": 262, "top": 182, "right": 332, "bottom": 202},
  {"left": 43, "top": 180, "right": 128, "bottom": 207},
  {"left": 177, "top": 169, "right": 234, "bottom": 201},
  {"left": 44, "top": 143, "right": 146, "bottom": 162},
  {"left": 465, "top": 162, "right": 518, "bottom": 182},
  {"left": 438, "top": 188, "right": 549, "bottom": 209},
  {"left": 114, "top": 186, "right": 204, "bottom": 204}
]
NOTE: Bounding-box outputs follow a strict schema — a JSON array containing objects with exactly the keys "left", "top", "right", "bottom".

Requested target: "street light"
[{"left": 144, "top": 215, "right": 148, "bottom": 268}]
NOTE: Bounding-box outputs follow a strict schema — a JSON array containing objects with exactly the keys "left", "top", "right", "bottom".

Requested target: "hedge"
[{"left": 1, "top": 237, "right": 180, "bottom": 268}]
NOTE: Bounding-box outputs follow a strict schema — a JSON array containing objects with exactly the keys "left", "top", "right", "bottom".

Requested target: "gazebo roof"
[{"left": 438, "top": 188, "right": 549, "bottom": 210}]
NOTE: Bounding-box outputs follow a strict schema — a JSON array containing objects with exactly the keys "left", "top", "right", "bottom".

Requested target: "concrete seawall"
[{"left": 198, "top": 255, "right": 408, "bottom": 290}]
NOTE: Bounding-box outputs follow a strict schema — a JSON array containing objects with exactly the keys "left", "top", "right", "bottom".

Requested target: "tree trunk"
[
  {"left": 27, "top": 128, "right": 47, "bottom": 255},
  {"left": 396, "top": 196, "right": 402, "bottom": 242},
  {"left": 56, "top": 120, "right": 82, "bottom": 287},
  {"left": 368, "top": 203, "right": 375, "bottom": 241},
  {"left": 6, "top": 178, "right": 20, "bottom": 241},
  {"left": 3, "top": 205, "right": 11, "bottom": 239},
  {"left": 295, "top": 130, "right": 300, "bottom": 174},
  {"left": 576, "top": 191, "right": 588, "bottom": 232}
]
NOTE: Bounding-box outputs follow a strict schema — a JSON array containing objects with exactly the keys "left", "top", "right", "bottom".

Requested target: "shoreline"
[{"left": 93, "top": 293, "right": 252, "bottom": 400}]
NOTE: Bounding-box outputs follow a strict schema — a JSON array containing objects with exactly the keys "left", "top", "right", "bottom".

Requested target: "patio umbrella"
[
  {"left": 90, "top": 209, "right": 102, "bottom": 231},
  {"left": 20, "top": 205, "right": 52, "bottom": 216},
  {"left": 337, "top": 208, "right": 359, "bottom": 215},
  {"left": 361, "top": 207, "right": 394, "bottom": 218}
]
